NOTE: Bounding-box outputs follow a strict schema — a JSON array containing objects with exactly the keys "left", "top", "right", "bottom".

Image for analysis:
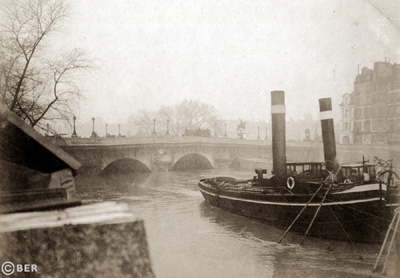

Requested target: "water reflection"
[
  {"left": 75, "top": 170, "right": 386, "bottom": 278},
  {"left": 76, "top": 173, "right": 152, "bottom": 202}
]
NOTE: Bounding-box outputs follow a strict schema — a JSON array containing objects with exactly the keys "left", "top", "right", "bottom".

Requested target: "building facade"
[{"left": 340, "top": 61, "right": 400, "bottom": 145}]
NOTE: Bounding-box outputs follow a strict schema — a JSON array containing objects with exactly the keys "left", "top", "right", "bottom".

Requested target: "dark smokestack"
[
  {"left": 271, "top": 91, "right": 286, "bottom": 177},
  {"left": 319, "top": 98, "right": 337, "bottom": 172}
]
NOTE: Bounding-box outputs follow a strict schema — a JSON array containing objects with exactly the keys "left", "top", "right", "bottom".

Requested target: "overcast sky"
[{"left": 53, "top": 0, "right": 400, "bottom": 124}]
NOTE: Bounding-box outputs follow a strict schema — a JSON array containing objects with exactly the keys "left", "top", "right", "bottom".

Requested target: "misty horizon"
[{"left": 37, "top": 0, "right": 400, "bottom": 124}]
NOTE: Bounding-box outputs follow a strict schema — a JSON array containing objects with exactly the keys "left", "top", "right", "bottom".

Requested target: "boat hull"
[{"left": 198, "top": 182, "right": 387, "bottom": 243}]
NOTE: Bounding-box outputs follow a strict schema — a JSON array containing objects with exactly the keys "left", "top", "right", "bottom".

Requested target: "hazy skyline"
[{"left": 50, "top": 0, "right": 400, "bottom": 125}]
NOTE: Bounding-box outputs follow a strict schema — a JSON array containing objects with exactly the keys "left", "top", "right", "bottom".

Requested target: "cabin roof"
[
  {"left": 0, "top": 104, "right": 81, "bottom": 174},
  {"left": 286, "top": 162, "right": 324, "bottom": 166},
  {"left": 341, "top": 163, "right": 374, "bottom": 168}
]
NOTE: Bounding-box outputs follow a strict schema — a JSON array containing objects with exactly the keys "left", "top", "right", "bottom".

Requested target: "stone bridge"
[
  {"left": 58, "top": 137, "right": 322, "bottom": 174},
  {"left": 57, "top": 136, "right": 399, "bottom": 175}
]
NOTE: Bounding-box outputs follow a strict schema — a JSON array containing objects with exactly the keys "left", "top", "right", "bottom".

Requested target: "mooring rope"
[
  {"left": 314, "top": 196, "right": 388, "bottom": 234},
  {"left": 278, "top": 172, "right": 336, "bottom": 244},
  {"left": 277, "top": 183, "right": 325, "bottom": 243},
  {"left": 300, "top": 182, "right": 333, "bottom": 245},
  {"left": 327, "top": 205, "right": 354, "bottom": 244}
]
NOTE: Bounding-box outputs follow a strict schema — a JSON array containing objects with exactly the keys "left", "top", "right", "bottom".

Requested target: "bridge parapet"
[
  {"left": 57, "top": 136, "right": 323, "bottom": 148},
  {"left": 61, "top": 136, "right": 266, "bottom": 146}
]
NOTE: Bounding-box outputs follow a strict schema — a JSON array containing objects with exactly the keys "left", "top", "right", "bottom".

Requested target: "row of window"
[
  {"left": 388, "top": 120, "right": 400, "bottom": 131},
  {"left": 354, "top": 82, "right": 392, "bottom": 94},
  {"left": 389, "top": 80, "right": 400, "bottom": 90},
  {"left": 389, "top": 132, "right": 400, "bottom": 139},
  {"left": 388, "top": 105, "right": 400, "bottom": 117},
  {"left": 341, "top": 119, "right": 400, "bottom": 132},
  {"left": 344, "top": 105, "right": 397, "bottom": 119},
  {"left": 388, "top": 92, "right": 400, "bottom": 103},
  {"left": 353, "top": 133, "right": 387, "bottom": 144},
  {"left": 344, "top": 92, "right": 398, "bottom": 107},
  {"left": 351, "top": 95, "right": 389, "bottom": 106}
]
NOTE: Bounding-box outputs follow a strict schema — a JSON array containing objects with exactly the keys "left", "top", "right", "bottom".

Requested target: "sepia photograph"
[{"left": 0, "top": 0, "right": 399, "bottom": 277}]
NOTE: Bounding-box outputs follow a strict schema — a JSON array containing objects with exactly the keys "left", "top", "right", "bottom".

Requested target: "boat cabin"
[
  {"left": 340, "top": 163, "right": 376, "bottom": 184},
  {"left": 286, "top": 162, "right": 328, "bottom": 181}
]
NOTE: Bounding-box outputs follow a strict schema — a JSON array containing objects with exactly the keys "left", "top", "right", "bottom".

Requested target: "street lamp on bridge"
[
  {"left": 257, "top": 126, "right": 260, "bottom": 140},
  {"left": 166, "top": 119, "right": 170, "bottom": 136},
  {"left": 72, "top": 116, "right": 78, "bottom": 138},
  {"left": 118, "top": 124, "right": 121, "bottom": 137},
  {"left": 90, "top": 117, "right": 97, "bottom": 138}
]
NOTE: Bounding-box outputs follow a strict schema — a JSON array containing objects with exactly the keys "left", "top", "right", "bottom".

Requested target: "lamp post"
[
  {"left": 72, "top": 116, "right": 78, "bottom": 137},
  {"left": 224, "top": 123, "right": 227, "bottom": 138},
  {"left": 118, "top": 124, "right": 121, "bottom": 137},
  {"left": 257, "top": 126, "right": 260, "bottom": 140},
  {"left": 153, "top": 118, "right": 156, "bottom": 135},
  {"left": 166, "top": 119, "right": 170, "bottom": 136},
  {"left": 91, "top": 117, "right": 96, "bottom": 138}
]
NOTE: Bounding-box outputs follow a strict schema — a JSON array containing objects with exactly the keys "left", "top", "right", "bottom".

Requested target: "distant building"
[
  {"left": 184, "top": 128, "right": 211, "bottom": 137},
  {"left": 340, "top": 60, "right": 400, "bottom": 145},
  {"left": 304, "top": 128, "right": 312, "bottom": 142}
]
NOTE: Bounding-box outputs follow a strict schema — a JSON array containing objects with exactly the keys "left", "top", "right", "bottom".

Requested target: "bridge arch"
[
  {"left": 171, "top": 153, "right": 214, "bottom": 171},
  {"left": 101, "top": 158, "right": 151, "bottom": 175}
]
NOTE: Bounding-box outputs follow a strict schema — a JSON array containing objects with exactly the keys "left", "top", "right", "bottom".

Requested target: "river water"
[{"left": 75, "top": 169, "right": 397, "bottom": 278}]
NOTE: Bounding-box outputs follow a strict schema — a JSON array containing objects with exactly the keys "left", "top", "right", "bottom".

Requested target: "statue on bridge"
[{"left": 236, "top": 120, "right": 247, "bottom": 140}]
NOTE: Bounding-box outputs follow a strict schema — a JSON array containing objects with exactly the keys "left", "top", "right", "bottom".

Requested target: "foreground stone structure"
[
  {"left": 0, "top": 202, "right": 155, "bottom": 278},
  {"left": 0, "top": 103, "right": 155, "bottom": 277}
]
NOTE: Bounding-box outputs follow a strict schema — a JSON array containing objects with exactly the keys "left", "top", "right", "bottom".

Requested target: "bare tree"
[
  {"left": 157, "top": 105, "right": 180, "bottom": 136},
  {"left": 129, "top": 109, "right": 157, "bottom": 136},
  {"left": 175, "top": 100, "right": 218, "bottom": 131},
  {"left": 0, "top": 0, "right": 94, "bottom": 130},
  {"left": 129, "top": 100, "right": 218, "bottom": 137}
]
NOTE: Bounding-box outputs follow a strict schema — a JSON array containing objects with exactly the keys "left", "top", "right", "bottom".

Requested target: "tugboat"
[{"left": 198, "top": 91, "right": 398, "bottom": 244}]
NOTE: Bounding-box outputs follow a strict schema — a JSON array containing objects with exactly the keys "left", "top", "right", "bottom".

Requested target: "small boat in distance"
[{"left": 198, "top": 91, "right": 398, "bottom": 244}]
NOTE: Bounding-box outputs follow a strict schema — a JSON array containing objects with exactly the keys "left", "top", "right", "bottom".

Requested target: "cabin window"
[
  {"left": 342, "top": 168, "right": 351, "bottom": 178},
  {"left": 310, "top": 164, "right": 321, "bottom": 176},
  {"left": 366, "top": 166, "right": 376, "bottom": 176}
]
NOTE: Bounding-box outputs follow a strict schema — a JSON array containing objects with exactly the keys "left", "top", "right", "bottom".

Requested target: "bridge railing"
[
  {"left": 51, "top": 135, "right": 400, "bottom": 154},
  {"left": 56, "top": 136, "right": 270, "bottom": 146},
  {"left": 51, "top": 136, "right": 326, "bottom": 150}
]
